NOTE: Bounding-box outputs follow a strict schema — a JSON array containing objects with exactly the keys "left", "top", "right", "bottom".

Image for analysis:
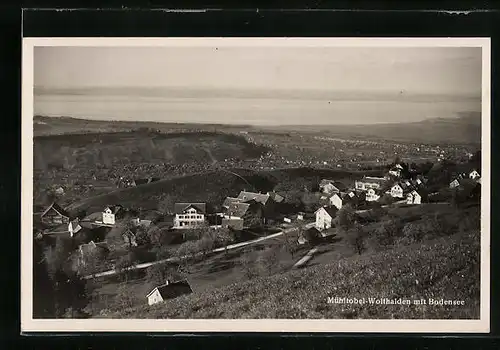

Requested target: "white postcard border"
[{"left": 21, "top": 37, "right": 491, "bottom": 333}]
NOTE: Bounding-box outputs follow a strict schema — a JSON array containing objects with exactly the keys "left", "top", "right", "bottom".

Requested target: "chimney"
[{"left": 165, "top": 279, "right": 170, "bottom": 286}]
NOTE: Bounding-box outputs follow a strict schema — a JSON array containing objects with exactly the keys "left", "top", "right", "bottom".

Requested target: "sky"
[{"left": 34, "top": 46, "right": 482, "bottom": 96}]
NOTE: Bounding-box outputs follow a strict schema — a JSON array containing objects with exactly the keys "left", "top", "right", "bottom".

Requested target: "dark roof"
[
  {"left": 41, "top": 202, "right": 70, "bottom": 218},
  {"left": 267, "top": 191, "right": 284, "bottom": 203},
  {"left": 226, "top": 202, "right": 251, "bottom": 218},
  {"left": 237, "top": 191, "right": 270, "bottom": 205},
  {"left": 147, "top": 280, "right": 193, "bottom": 300},
  {"left": 174, "top": 203, "right": 207, "bottom": 214},
  {"left": 104, "top": 205, "right": 123, "bottom": 214}
]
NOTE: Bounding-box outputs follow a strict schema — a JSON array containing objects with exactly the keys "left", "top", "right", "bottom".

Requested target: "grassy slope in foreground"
[{"left": 106, "top": 229, "right": 479, "bottom": 319}]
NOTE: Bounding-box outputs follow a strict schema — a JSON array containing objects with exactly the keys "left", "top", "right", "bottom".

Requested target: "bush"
[
  {"left": 239, "top": 248, "right": 260, "bottom": 280},
  {"left": 257, "top": 247, "right": 281, "bottom": 276},
  {"left": 348, "top": 224, "right": 367, "bottom": 255},
  {"left": 399, "top": 222, "right": 425, "bottom": 245},
  {"left": 146, "top": 263, "right": 183, "bottom": 285},
  {"left": 374, "top": 220, "right": 401, "bottom": 248}
]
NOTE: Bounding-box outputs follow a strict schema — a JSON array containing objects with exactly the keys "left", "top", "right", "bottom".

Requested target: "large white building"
[
  {"left": 173, "top": 203, "right": 207, "bottom": 229},
  {"left": 355, "top": 176, "right": 387, "bottom": 191}
]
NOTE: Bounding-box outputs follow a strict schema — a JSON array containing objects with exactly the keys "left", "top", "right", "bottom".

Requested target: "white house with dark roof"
[
  {"left": 365, "top": 188, "right": 381, "bottom": 202},
  {"left": 390, "top": 184, "right": 404, "bottom": 198},
  {"left": 173, "top": 203, "right": 207, "bottom": 229},
  {"left": 469, "top": 169, "right": 481, "bottom": 180},
  {"left": 102, "top": 206, "right": 116, "bottom": 225},
  {"left": 406, "top": 190, "right": 422, "bottom": 205},
  {"left": 315, "top": 206, "right": 338, "bottom": 231},
  {"left": 146, "top": 279, "right": 193, "bottom": 306}
]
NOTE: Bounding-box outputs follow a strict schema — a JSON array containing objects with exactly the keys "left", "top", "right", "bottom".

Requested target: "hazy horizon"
[{"left": 34, "top": 45, "right": 482, "bottom": 125}]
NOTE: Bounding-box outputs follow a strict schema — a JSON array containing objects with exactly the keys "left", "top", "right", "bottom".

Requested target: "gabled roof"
[
  {"left": 410, "top": 190, "right": 421, "bottom": 197},
  {"left": 104, "top": 205, "right": 123, "bottom": 214},
  {"left": 41, "top": 202, "right": 69, "bottom": 218},
  {"left": 174, "top": 203, "right": 207, "bottom": 214},
  {"left": 315, "top": 206, "right": 338, "bottom": 218},
  {"left": 237, "top": 191, "right": 270, "bottom": 205},
  {"left": 223, "top": 197, "right": 241, "bottom": 208},
  {"left": 226, "top": 202, "right": 251, "bottom": 218},
  {"left": 146, "top": 280, "right": 193, "bottom": 299}
]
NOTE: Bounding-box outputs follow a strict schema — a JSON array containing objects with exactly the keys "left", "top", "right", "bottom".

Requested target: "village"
[{"left": 33, "top": 150, "right": 481, "bottom": 311}]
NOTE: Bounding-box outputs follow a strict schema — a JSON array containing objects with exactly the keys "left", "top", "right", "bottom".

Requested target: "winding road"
[{"left": 83, "top": 222, "right": 316, "bottom": 280}]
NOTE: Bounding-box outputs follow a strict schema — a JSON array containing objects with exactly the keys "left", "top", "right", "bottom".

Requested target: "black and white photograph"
[{"left": 21, "top": 38, "right": 490, "bottom": 333}]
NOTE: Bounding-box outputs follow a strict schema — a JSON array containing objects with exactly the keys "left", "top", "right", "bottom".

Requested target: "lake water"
[{"left": 34, "top": 93, "right": 481, "bottom": 126}]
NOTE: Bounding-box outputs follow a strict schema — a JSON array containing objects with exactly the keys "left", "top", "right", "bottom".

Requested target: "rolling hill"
[{"left": 272, "top": 112, "right": 482, "bottom": 144}]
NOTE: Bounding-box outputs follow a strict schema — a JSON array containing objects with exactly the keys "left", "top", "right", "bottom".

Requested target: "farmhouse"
[
  {"left": 354, "top": 176, "right": 387, "bottom": 191},
  {"left": 222, "top": 200, "right": 264, "bottom": 230},
  {"left": 224, "top": 190, "right": 278, "bottom": 223},
  {"left": 315, "top": 206, "right": 338, "bottom": 231},
  {"left": 40, "top": 202, "right": 70, "bottom": 226},
  {"left": 146, "top": 279, "right": 193, "bottom": 306},
  {"left": 406, "top": 190, "right": 422, "bottom": 205},
  {"left": 173, "top": 203, "right": 207, "bottom": 229}
]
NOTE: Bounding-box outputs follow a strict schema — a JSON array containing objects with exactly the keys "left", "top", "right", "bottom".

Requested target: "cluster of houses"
[
  {"left": 34, "top": 162, "right": 482, "bottom": 307},
  {"left": 309, "top": 164, "right": 427, "bottom": 238},
  {"left": 449, "top": 169, "right": 481, "bottom": 189}
]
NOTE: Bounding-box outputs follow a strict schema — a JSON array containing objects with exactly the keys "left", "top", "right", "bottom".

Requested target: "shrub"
[
  {"left": 240, "top": 248, "right": 260, "bottom": 280},
  {"left": 348, "top": 224, "right": 367, "bottom": 255},
  {"left": 113, "top": 285, "right": 139, "bottom": 310},
  {"left": 146, "top": 263, "right": 183, "bottom": 285},
  {"left": 399, "top": 222, "right": 425, "bottom": 245},
  {"left": 257, "top": 247, "right": 280, "bottom": 276},
  {"left": 374, "top": 220, "right": 400, "bottom": 248}
]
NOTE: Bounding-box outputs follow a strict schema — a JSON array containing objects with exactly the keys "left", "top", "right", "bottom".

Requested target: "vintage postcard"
[{"left": 21, "top": 37, "right": 490, "bottom": 333}]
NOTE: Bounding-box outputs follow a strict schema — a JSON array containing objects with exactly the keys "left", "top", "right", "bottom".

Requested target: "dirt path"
[{"left": 293, "top": 247, "right": 319, "bottom": 268}]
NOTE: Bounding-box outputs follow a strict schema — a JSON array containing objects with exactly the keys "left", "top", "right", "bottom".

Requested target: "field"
[
  {"left": 85, "top": 201, "right": 480, "bottom": 319},
  {"left": 103, "top": 227, "right": 479, "bottom": 319}
]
